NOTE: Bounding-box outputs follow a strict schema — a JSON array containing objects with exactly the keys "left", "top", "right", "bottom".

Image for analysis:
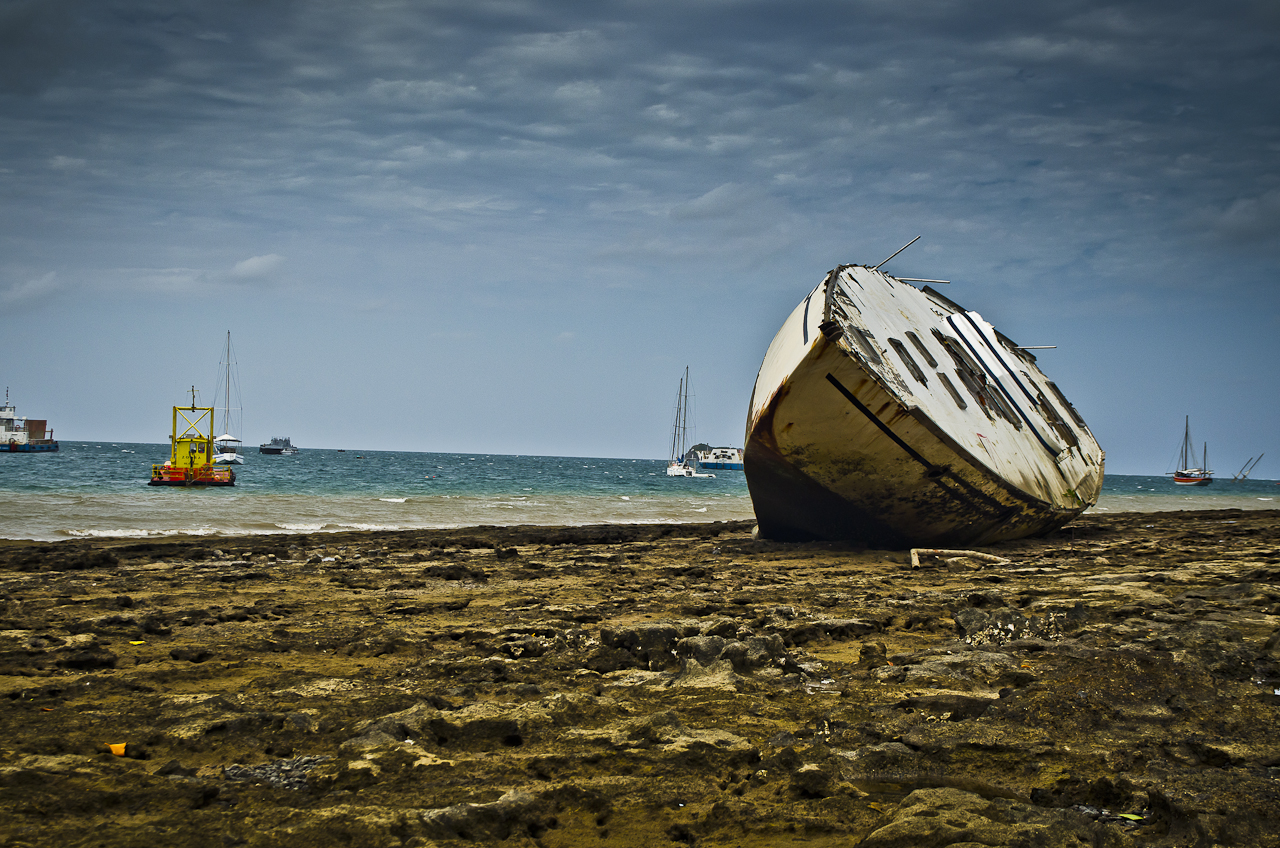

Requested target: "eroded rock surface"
[{"left": 0, "top": 509, "right": 1278, "bottom": 846}]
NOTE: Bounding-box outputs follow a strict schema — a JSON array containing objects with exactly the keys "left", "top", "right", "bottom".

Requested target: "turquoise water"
[
  {"left": 0, "top": 441, "right": 1275, "bottom": 541},
  {"left": 1088, "top": 473, "right": 1279, "bottom": 514},
  {"left": 0, "top": 442, "right": 754, "bottom": 541}
]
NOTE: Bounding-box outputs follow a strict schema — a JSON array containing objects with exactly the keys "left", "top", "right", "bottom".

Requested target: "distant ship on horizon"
[
  {"left": 692, "top": 445, "right": 744, "bottom": 471},
  {"left": 259, "top": 436, "right": 298, "bottom": 455},
  {"left": 1, "top": 389, "right": 59, "bottom": 453}
]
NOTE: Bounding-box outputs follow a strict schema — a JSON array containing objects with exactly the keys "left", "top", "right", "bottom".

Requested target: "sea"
[{"left": 1, "top": 441, "right": 1276, "bottom": 543}]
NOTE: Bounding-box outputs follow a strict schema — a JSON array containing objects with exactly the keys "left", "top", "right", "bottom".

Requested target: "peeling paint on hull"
[{"left": 745, "top": 264, "right": 1104, "bottom": 547}]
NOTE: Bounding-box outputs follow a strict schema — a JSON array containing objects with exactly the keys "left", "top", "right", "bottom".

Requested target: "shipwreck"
[{"left": 744, "top": 249, "right": 1104, "bottom": 547}]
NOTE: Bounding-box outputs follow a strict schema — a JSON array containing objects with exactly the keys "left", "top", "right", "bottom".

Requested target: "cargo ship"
[{"left": 1, "top": 389, "right": 59, "bottom": 452}]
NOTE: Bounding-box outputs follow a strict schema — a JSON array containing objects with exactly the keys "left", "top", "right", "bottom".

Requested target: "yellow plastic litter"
[
  {"left": 129, "top": 641, "right": 146, "bottom": 645},
  {"left": 108, "top": 743, "right": 127, "bottom": 756}
]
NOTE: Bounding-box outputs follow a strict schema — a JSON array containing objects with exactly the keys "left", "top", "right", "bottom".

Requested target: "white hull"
[
  {"left": 694, "top": 447, "right": 743, "bottom": 470},
  {"left": 214, "top": 433, "right": 243, "bottom": 465},
  {"left": 745, "top": 263, "right": 1104, "bottom": 546},
  {"left": 666, "top": 368, "right": 715, "bottom": 479},
  {"left": 2, "top": 397, "right": 57, "bottom": 451},
  {"left": 214, "top": 333, "right": 244, "bottom": 469},
  {"left": 667, "top": 461, "right": 715, "bottom": 478}
]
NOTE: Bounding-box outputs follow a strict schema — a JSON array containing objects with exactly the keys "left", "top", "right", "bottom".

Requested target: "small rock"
[
  {"left": 792, "top": 762, "right": 838, "bottom": 798},
  {"left": 170, "top": 647, "right": 213, "bottom": 663}
]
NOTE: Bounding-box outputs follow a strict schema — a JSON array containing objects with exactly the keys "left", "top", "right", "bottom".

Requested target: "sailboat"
[
  {"left": 1170, "top": 416, "right": 1212, "bottom": 486},
  {"left": 1232, "top": 454, "right": 1263, "bottom": 481},
  {"left": 666, "top": 367, "right": 715, "bottom": 478},
  {"left": 212, "top": 332, "right": 244, "bottom": 465}
]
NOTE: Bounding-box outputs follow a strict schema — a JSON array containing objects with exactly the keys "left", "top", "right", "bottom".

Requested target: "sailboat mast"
[
  {"left": 1238, "top": 454, "right": 1264, "bottom": 480},
  {"left": 224, "top": 331, "right": 231, "bottom": 427},
  {"left": 1180, "top": 415, "right": 1193, "bottom": 470},
  {"left": 670, "top": 374, "right": 684, "bottom": 462},
  {"left": 680, "top": 366, "right": 689, "bottom": 459}
]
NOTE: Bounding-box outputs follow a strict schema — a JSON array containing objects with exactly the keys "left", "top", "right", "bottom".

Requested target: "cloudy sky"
[{"left": 2, "top": 0, "right": 1277, "bottom": 476}]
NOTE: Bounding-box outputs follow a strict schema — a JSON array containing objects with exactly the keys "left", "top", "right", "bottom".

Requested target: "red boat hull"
[
  {"left": 149, "top": 467, "right": 235, "bottom": 487},
  {"left": 1173, "top": 474, "right": 1212, "bottom": 486}
]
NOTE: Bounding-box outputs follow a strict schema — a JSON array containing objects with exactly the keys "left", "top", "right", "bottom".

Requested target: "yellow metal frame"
[
  {"left": 149, "top": 388, "right": 234, "bottom": 485},
  {"left": 167, "top": 405, "right": 215, "bottom": 472}
]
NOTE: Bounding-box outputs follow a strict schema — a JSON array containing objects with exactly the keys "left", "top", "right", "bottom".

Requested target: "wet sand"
[{"left": 2, "top": 509, "right": 1278, "bottom": 847}]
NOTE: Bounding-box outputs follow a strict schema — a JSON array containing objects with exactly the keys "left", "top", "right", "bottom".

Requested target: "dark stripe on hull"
[{"left": 745, "top": 372, "right": 1079, "bottom": 547}]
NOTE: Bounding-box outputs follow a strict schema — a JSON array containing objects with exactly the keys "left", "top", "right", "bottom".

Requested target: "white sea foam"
[
  {"left": 67, "top": 528, "right": 161, "bottom": 538},
  {"left": 378, "top": 498, "right": 407, "bottom": 503},
  {"left": 278, "top": 523, "right": 325, "bottom": 531},
  {"left": 65, "top": 527, "right": 215, "bottom": 538}
]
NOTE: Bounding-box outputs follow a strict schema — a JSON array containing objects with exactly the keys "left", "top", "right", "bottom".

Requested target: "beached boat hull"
[{"left": 745, "top": 264, "right": 1104, "bottom": 547}]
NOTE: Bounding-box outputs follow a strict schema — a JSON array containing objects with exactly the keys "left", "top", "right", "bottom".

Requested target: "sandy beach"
[{"left": 2, "top": 509, "right": 1278, "bottom": 847}]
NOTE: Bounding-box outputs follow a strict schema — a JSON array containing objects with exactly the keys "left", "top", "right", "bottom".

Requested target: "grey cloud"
[
  {"left": 108, "top": 268, "right": 208, "bottom": 294},
  {"left": 1214, "top": 190, "right": 1280, "bottom": 246},
  {"left": 48, "top": 155, "right": 87, "bottom": 170},
  {"left": 229, "top": 254, "right": 285, "bottom": 279},
  {"left": 0, "top": 271, "right": 59, "bottom": 308},
  {"left": 670, "top": 183, "right": 754, "bottom": 220}
]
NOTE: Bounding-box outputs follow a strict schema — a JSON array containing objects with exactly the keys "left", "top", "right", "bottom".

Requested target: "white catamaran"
[
  {"left": 666, "top": 367, "right": 714, "bottom": 478},
  {"left": 212, "top": 332, "right": 244, "bottom": 465}
]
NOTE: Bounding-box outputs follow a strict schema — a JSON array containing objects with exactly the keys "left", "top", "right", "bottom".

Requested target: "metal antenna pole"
[{"left": 872, "top": 236, "right": 920, "bottom": 270}]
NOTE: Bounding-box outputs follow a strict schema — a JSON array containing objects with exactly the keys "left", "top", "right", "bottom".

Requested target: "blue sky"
[{"left": 1, "top": 0, "right": 1277, "bottom": 476}]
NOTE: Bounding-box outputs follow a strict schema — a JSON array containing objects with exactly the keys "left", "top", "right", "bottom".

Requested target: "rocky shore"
[{"left": 2, "top": 509, "right": 1278, "bottom": 847}]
